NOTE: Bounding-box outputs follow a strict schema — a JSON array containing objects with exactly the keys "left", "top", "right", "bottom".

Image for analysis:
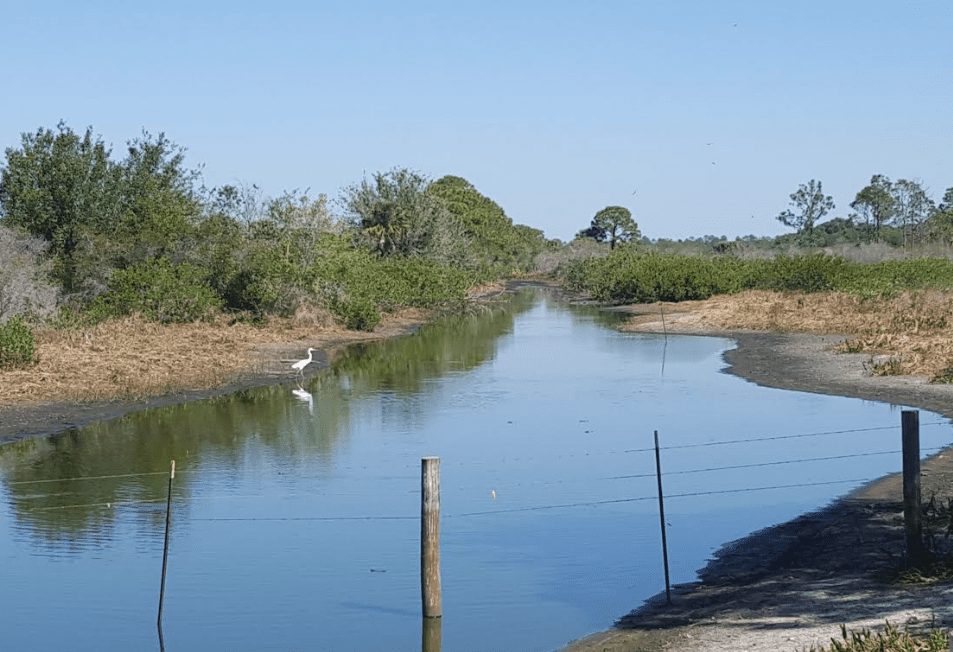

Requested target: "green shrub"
[
  {"left": 331, "top": 295, "right": 381, "bottom": 331},
  {"left": 561, "top": 251, "right": 953, "bottom": 304},
  {"left": 0, "top": 315, "right": 36, "bottom": 369},
  {"left": 311, "top": 250, "right": 472, "bottom": 310},
  {"left": 89, "top": 258, "right": 222, "bottom": 323},
  {"left": 757, "top": 254, "right": 847, "bottom": 293}
]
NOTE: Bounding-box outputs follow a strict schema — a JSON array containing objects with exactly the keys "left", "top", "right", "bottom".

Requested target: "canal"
[{"left": 1, "top": 288, "right": 949, "bottom": 651}]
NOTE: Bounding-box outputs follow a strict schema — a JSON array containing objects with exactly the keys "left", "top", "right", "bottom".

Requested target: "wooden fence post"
[
  {"left": 421, "top": 457, "right": 442, "bottom": 618},
  {"left": 902, "top": 410, "right": 925, "bottom": 568}
]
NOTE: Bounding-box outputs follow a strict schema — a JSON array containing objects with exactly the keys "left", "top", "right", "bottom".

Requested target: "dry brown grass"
[
  {"left": 0, "top": 307, "right": 430, "bottom": 407},
  {"left": 625, "top": 289, "right": 953, "bottom": 382}
]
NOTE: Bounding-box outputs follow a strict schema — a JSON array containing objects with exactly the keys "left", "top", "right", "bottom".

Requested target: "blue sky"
[{"left": 2, "top": 1, "right": 951, "bottom": 242}]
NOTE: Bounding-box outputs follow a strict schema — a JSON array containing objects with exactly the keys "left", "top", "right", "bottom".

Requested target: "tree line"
[
  {"left": 572, "top": 178, "right": 953, "bottom": 253},
  {"left": 773, "top": 177, "right": 953, "bottom": 247},
  {"left": 0, "top": 122, "right": 551, "bottom": 335}
]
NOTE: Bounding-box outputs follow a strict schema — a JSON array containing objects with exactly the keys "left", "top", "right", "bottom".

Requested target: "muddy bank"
[{"left": 0, "top": 345, "right": 333, "bottom": 445}]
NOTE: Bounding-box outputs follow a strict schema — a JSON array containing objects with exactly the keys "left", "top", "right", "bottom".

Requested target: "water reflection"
[
  {"left": 422, "top": 616, "right": 442, "bottom": 652},
  {"left": 291, "top": 387, "right": 314, "bottom": 414},
  {"left": 0, "top": 289, "right": 539, "bottom": 548}
]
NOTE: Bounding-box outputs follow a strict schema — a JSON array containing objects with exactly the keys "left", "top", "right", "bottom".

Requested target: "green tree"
[
  {"left": 890, "top": 178, "right": 934, "bottom": 247},
  {"left": 342, "top": 168, "right": 470, "bottom": 266},
  {"left": 851, "top": 175, "right": 896, "bottom": 241},
  {"left": 110, "top": 131, "right": 202, "bottom": 262},
  {"left": 776, "top": 179, "right": 835, "bottom": 237},
  {"left": 575, "top": 223, "right": 606, "bottom": 242},
  {"left": 427, "top": 175, "right": 546, "bottom": 272},
  {"left": 588, "top": 206, "right": 639, "bottom": 249},
  {"left": 0, "top": 124, "right": 204, "bottom": 295},
  {"left": 0, "top": 122, "right": 120, "bottom": 290},
  {"left": 924, "top": 187, "right": 953, "bottom": 243},
  {"left": 266, "top": 190, "right": 334, "bottom": 267}
]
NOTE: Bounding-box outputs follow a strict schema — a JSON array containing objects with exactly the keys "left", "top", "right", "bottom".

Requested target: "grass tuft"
[{"left": 806, "top": 622, "right": 948, "bottom": 652}]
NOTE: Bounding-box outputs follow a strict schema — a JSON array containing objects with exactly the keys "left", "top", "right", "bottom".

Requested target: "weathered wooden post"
[
  {"left": 158, "top": 460, "right": 175, "bottom": 628},
  {"left": 421, "top": 457, "right": 442, "bottom": 618},
  {"left": 654, "top": 431, "right": 672, "bottom": 604},
  {"left": 901, "top": 410, "right": 925, "bottom": 568}
]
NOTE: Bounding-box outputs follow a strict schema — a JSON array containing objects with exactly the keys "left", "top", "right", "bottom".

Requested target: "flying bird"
[{"left": 292, "top": 348, "right": 316, "bottom": 377}]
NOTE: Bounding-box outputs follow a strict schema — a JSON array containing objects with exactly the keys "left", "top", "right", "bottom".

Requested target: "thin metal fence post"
[
  {"left": 654, "top": 431, "right": 672, "bottom": 604},
  {"left": 158, "top": 460, "right": 175, "bottom": 628}
]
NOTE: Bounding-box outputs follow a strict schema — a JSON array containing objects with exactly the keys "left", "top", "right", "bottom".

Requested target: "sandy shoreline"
[{"left": 3, "top": 292, "right": 953, "bottom": 651}]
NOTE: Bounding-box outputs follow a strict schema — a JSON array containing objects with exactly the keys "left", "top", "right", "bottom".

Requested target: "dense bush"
[
  {"left": 563, "top": 251, "right": 753, "bottom": 303},
  {"left": 0, "top": 225, "right": 60, "bottom": 321},
  {"left": 329, "top": 295, "right": 381, "bottom": 331},
  {"left": 561, "top": 251, "right": 953, "bottom": 304},
  {"left": 427, "top": 175, "right": 549, "bottom": 274},
  {"left": 89, "top": 258, "right": 222, "bottom": 323},
  {"left": 221, "top": 245, "right": 302, "bottom": 317},
  {"left": 311, "top": 250, "right": 472, "bottom": 309},
  {"left": 0, "top": 315, "right": 36, "bottom": 369},
  {"left": 758, "top": 254, "right": 849, "bottom": 292}
]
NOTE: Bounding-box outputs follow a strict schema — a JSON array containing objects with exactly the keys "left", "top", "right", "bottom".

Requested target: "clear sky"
[{"left": 2, "top": 0, "right": 951, "bottom": 242}]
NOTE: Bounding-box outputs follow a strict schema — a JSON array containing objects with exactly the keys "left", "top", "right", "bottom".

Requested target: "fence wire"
[{"left": 6, "top": 420, "right": 950, "bottom": 518}]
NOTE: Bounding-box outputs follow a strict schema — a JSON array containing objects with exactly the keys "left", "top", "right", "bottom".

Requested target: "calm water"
[{"left": 1, "top": 289, "right": 950, "bottom": 652}]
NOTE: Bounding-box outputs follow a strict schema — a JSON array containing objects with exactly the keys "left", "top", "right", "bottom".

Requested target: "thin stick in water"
[
  {"left": 654, "top": 432, "right": 672, "bottom": 604},
  {"left": 158, "top": 460, "right": 175, "bottom": 628}
]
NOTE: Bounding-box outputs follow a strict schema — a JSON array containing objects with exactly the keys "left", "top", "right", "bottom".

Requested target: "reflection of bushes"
[{"left": 334, "top": 290, "right": 537, "bottom": 393}]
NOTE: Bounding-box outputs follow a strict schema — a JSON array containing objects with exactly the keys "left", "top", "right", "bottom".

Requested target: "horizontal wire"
[
  {"left": 8, "top": 445, "right": 946, "bottom": 505},
  {"left": 24, "top": 498, "right": 168, "bottom": 512},
  {"left": 624, "top": 421, "right": 949, "bottom": 454},
  {"left": 14, "top": 475, "right": 880, "bottom": 517},
  {"left": 6, "top": 471, "right": 170, "bottom": 486},
  {"left": 665, "top": 477, "right": 875, "bottom": 500},
  {"left": 192, "top": 515, "right": 416, "bottom": 522},
  {"left": 3, "top": 422, "right": 947, "bottom": 490},
  {"left": 605, "top": 449, "right": 903, "bottom": 480}
]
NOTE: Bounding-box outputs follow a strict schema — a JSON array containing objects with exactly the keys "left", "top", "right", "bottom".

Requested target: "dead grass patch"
[
  {"left": 624, "top": 289, "right": 953, "bottom": 382},
  {"left": 0, "top": 308, "right": 430, "bottom": 407}
]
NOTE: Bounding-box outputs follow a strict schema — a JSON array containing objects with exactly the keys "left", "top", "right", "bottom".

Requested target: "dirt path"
[{"left": 560, "top": 307, "right": 953, "bottom": 652}]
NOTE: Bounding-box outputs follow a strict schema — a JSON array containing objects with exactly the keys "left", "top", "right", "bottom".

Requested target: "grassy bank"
[{"left": 0, "top": 307, "right": 432, "bottom": 407}]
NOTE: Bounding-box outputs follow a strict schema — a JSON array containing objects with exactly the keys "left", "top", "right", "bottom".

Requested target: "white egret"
[{"left": 292, "top": 348, "right": 316, "bottom": 377}]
